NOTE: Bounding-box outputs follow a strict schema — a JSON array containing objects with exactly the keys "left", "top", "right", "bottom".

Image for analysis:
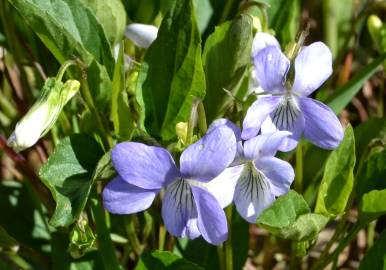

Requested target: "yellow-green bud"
[
  {"left": 367, "top": 15, "right": 383, "bottom": 50},
  {"left": 176, "top": 122, "right": 188, "bottom": 144},
  {"left": 7, "top": 78, "right": 80, "bottom": 151}
]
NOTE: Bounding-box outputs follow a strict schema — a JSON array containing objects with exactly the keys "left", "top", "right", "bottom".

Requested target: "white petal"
[
  {"left": 125, "top": 23, "right": 158, "bottom": 48},
  {"left": 292, "top": 42, "right": 333, "bottom": 96},
  {"left": 251, "top": 32, "right": 280, "bottom": 58},
  {"left": 203, "top": 164, "right": 244, "bottom": 208},
  {"left": 234, "top": 163, "right": 275, "bottom": 223}
]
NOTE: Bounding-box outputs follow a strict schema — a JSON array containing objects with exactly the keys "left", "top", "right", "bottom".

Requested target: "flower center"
[
  {"left": 166, "top": 179, "right": 195, "bottom": 211},
  {"left": 270, "top": 94, "right": 301, "bottom": 130},
  {"left": 237, "top": 162, "right": 270, "bottom": 202}
]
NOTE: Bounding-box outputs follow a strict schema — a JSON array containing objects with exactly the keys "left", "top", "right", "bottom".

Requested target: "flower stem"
[
  {"left": 294, "top": 142, "right": 303, "bottom": 192},
  {"left": 79, "top": 76, "right": 110, "bottom": 150},
  {"left": 225, "top": 206, "right": 233, "bottom": 270},
  {"left": 56, "top": 60, "right": 77, "bottom": 81},
  {"left": 90, "top": 197, "right": 121, "bottom": 270},
  {"left": 217, "top": 244, "right": 226, "bottom": 270},
  {"left": 158, "top": 224, "right": 167, "bottom": 251}
]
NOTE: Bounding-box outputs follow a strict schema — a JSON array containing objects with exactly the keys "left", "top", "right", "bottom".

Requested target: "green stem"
[
  {"left": 79, "top": 76, "right": 110, "bottom": 150},
  {"left": 158, "top": 224, "right": 167, "bottom": 251},
  {"left": 55, "top": 60, "right": 77, "bottom": 81},
  {"left": 289, "top": 242, "right": 299, "bottom": 270},
  {"left": 124, "top": 216, "right": 143, "bottom": 255},
  {"left": 294, "top": 142, "right": 303, "bottom": 193},
  {"left": 217, "top": 244, "right": 226, "bottom": 270},
  {"left": 90, "top": 197, "right": 121, "bottom": 270},
  {"left": 225, "top": 206, "right": 233, "bottom": 270},
  {"left": 367, "top": 220, "right": 376, "bottom": 248}
]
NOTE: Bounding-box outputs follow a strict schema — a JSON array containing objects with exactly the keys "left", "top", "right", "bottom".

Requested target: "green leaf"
[
  {"left": 8, "top": 0, "right": 114, "bottom": 107},
  {"left": 315, "top": 125, "right": 355, "bottom": 217},
  {"left": 359, "top": 189, "right": 386, "bottom": 223},
  {"left": 79, "top": 0, "right": 126, "bottom": 46},
  {"left": 359, "top": 229, "right": 386, "bottom": 270},
  {"left": 257, "top": 191, "right": 328, "bottom": 242},
  {"left": 135, "top": 0, "right": 205, "bottom": 140},
  {"left": 279, "top": 213, "right": 329, "bottom": 241},
  {"left": 135, "top": 250, "right": 203, "bottom": 270},
  {"left": 357, "top": 146, "right": 386, "bottom": 196},
  {"left": 202, "top": 15, "right": 253, "bottom": 121},
  {"left": 39, "top": 134, "right": 104, "bottom": 227},
  {"left": 193, "top": 0, "right": 213, "bottom": 34},
  {"left": 92, "top": 151, "right": 116, "bottom": 182},
  {"left": 257, "top": 190, "right": 310, "bottom": 233},
  {"left": 111, "top": 43, "right": 134, "bottom": 141},
  {"left": 326, "top": 53, "right": 386, "bottom": 114}
]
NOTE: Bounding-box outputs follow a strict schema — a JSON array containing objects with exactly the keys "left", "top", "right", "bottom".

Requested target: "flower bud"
[
  {"left": 125, "top": 23, "right": 158, "bottom": 48},
  {"left": 7, "top": 78, "right": 80, "bottom": 151},
  {"left": 367, "top": 15, "right": 383, "bottom": 51}
]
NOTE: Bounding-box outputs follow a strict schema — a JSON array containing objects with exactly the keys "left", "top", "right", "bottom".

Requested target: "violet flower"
[
  {"left": 242, "top": 33, "right": 344, "bottom": 151},
  {"left": 102, "top": 125, "right": 236, "bottom": 245},
  {"left": 209, "top": 119, "right": 295, "bottom": 223}
]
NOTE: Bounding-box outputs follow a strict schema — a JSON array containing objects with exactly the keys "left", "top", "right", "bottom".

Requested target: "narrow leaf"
[
  {"left": 326, "top": 53, "right": 386, "bottom": 114},
  {"left": 111, "top": 43, "right": 134, "bottom": 141}
]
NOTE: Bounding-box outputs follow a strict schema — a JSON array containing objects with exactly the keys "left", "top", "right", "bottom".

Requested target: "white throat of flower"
[{"left": 270, "top": 94, "right": 301, "bottom": 130}]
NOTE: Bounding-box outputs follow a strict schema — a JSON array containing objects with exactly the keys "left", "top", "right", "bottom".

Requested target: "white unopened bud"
[
  {"left": 7, "top": 79, "right": 79, "bottom": 151},
  {"left": 125, "top": 23, "right": 158, "bottom": 49}
]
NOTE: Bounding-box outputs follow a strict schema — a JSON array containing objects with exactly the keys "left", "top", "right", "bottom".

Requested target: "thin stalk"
[
  {"left": 225, "top": 206, "right": 233, "bottom": 270},
  {"left": 289, "top": 242, "right": 300, "bottom": 270},
  {"left": 55, "top": 60, "right": 77, "bottom": 81},
  {"left": 367, "top": 220, "right": 376, "bottom": 248},
  {"left": 294, "top": 142, "right": 303, "bottom": 193},
  {"left": 79, "top": 76, "right": 110, "bottom": 150},
  {"left": 158, "top": 224, "right": 167, "bottom": 251},
  {"left": 90, "top": 196, "right": 121, "bottom": 270},
  {"left": 124, "top": 216, "right": 143, "bottom": 255},
  {"left": 217, "top": 244, "right": 226, "bottom": 270}
]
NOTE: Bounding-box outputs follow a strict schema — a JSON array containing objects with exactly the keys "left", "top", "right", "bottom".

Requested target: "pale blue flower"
[
  {"left": 103, "top": 125, "right": 237, "bottom": 245},
  {"left": 243, "top": 33, "right": 344, "bottom": 151},
  {"left": 209, "top": 119, "right": 295, "bottom": 223}
]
